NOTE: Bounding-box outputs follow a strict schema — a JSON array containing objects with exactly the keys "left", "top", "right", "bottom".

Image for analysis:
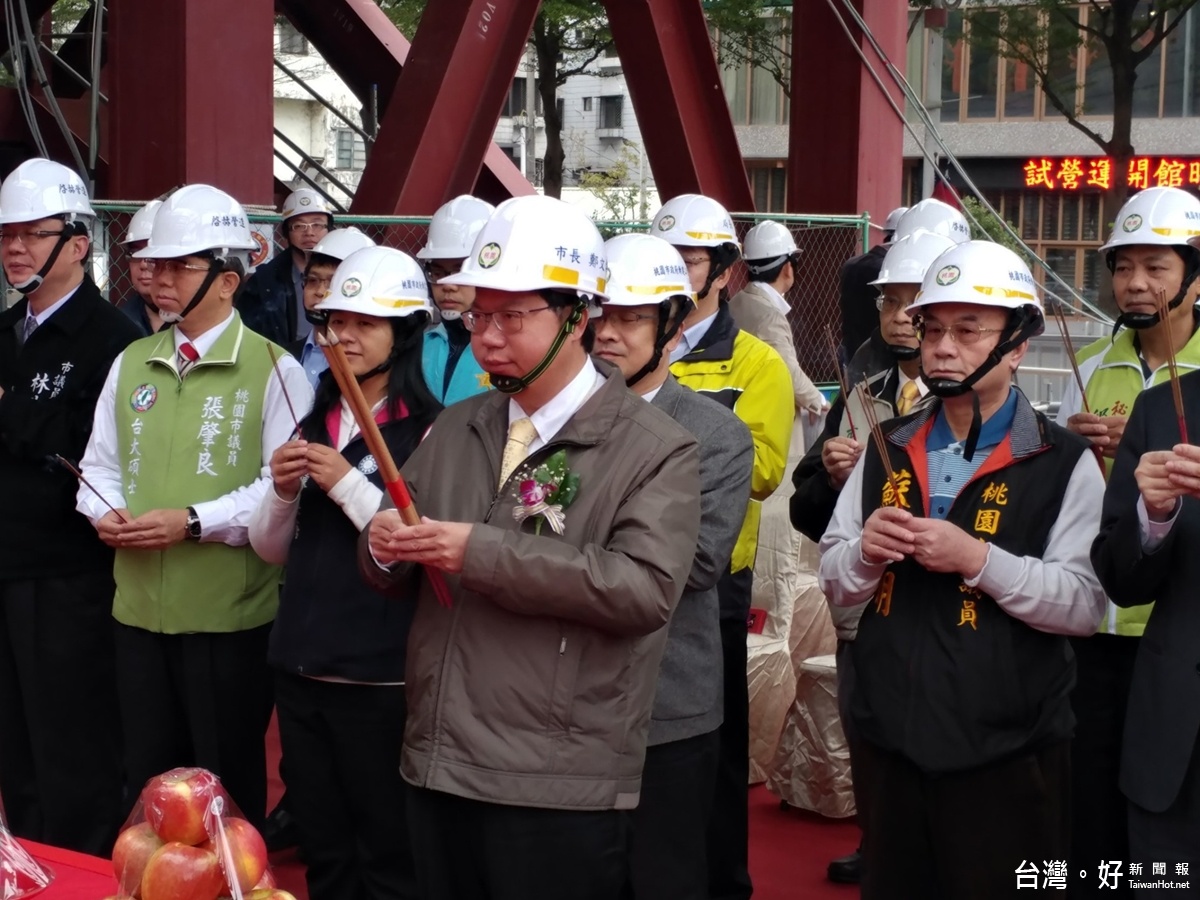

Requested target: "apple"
[
  {"left": 200, "top": 816, "right": 268, "bottom": 893},
  {"left": 140, "top": 768, "right": 228, "bottom": 845},
  {"left": 252, "top": 869, "right": 276, "bottom": 889},
  {"left": 241, "top": 891, "right": 297, "bottom": 900},
  {"left": 112, "top": 822, "right": 165, "bottom": 897},
  {"left": 140, "top": 842, "right": 224, "bottom": 900}
]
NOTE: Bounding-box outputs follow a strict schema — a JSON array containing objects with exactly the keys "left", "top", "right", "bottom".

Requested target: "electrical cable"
[
  {"left": 17, "top": 0, "right": 89, "bottom": 181},
  {"left": 6, "top": 0, "right": 48, "bottom": 158},
  {"left": 826, "top": 0, "right": 1113, "bottom": 325}
]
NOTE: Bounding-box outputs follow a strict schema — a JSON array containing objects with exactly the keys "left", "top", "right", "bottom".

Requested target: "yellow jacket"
[{"left": 671, "top": 305, "right": 795, "bottom": 573}]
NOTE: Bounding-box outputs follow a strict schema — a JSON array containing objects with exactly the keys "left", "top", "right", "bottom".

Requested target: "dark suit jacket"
[
  {"left": 1091, "top": 374, "right": 1200, "bottom": 813},
  {"left": 236, "top": 250, "right": 301, "bottom": 345},
  {"left": 837, "top": 243, "right": 887, "bottom": 359}
]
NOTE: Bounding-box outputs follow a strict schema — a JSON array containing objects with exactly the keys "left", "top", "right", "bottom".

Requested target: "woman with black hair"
[{"left": 249, "top": 246, "right": 441, "bottom": 900}]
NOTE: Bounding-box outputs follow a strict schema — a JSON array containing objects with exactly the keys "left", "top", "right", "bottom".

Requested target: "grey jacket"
[
  {"left": 648, "top": 376, "right": 752, "bottom": 745},
  {"left": 728, "top": 282, "right": 825, "bottom": 413},
  {"left": 358, "top": 364, "right": 701, "bottom": 810}
]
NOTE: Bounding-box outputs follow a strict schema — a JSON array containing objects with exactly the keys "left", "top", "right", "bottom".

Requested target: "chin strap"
[
  {"left": 491, "top": 298, "right": 587, "bottom": 395},
  {"left": 625, "top": 298, "right": 692, "bottom": 388},
  {"left": 886, "top": 342, "right": 920, "bottom": 361},
  {"left": 13, "top": 218, "right": 78, "bottom": 295},
  {"left": 158, "top": 259, "right": 223, "bottom": 325},
  {"left": 697, "top": 244, "right": 739, "bottom": 303},
  {"left": 1109, "top": 246, "right": 1200, "bottom": 337}
]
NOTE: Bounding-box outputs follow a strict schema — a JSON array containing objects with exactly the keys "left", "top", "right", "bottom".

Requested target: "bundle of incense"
[
  {"left": 55, "top": 454, "right": 127, "bottom": 523},
  {"left": 317, "top": 329, "right": 454, "bottom": 608},
  {"left": 854, "top": 380, "right": 903, "bottom": 507},
  {"left": 265, "top": 343, "right": 302, "bottom": 432},
  {"left": 1048, "top": 299, "right": 1091, "bottom": 415},
  {"left": 1156, "top": 287, "right": 1190, "bottom": 445},
  {"left": 823, "top": 325, "right": 857, "bottom": 440}
]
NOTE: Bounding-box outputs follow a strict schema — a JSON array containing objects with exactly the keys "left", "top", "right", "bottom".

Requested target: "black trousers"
[
  {"left": 0, "top": 573, "right": 123, "bottom": 855},
  {"left": 627, "top": 730, "right": 720, "bottom": 900},
  {"left": 835, "top": 639, "right": 867, "bottom": 846},
  {"left": 857, "top": 738, "right": 1071, "bottom": 900},
  {"left": 1070, "top": 632, "right": 1139, "bottom": 896},
  {"left": 407, "top": 785, "right": 629, "bottom": 900},
  {"left": 274, "top": 672, "right": 417, "bottom": 900},
  {"left": 1128, "top": 737, "right": 1200, "bottom": 897},
  {"left": 113, "top": 622, "right": 273, "bottom": 828},
  {"left": 706, "top": 567, "right": 753, "bottom": 900}
]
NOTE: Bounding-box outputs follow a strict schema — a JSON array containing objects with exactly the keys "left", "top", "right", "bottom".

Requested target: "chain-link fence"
[{"left": 90, "top": 203, "right": 867, "bottom": 385}]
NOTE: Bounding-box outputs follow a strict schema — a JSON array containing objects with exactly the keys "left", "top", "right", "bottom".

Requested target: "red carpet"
[{"left": 266, "top": 715, "right": 860, "bottom": 900}]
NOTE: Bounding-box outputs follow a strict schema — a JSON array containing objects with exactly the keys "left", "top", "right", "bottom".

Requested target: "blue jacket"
[
  {"left": 422, "top": 322, "right": 490, "bottom": 406},
  {"left": 236, "top": 250, "right": 302, "bottom": 346}
]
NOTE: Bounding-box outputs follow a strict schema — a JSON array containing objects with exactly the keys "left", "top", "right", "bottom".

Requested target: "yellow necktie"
[
  {"left": 897, "top": 380, "right": 920, "bottom": 415},
  {"left": 499, "top": 417, "right": 538, "bottom": 486}
]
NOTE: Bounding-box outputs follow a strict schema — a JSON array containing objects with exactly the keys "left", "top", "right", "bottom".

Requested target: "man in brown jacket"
[{"left": 360, "top": 195, "right": 701, "bottom": 900}]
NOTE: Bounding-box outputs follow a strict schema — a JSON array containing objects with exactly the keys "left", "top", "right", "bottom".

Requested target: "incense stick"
[
  {"left": 265, "top": 343, "right": 302, "bottom": 433},
  {"left": 824, "top": 325, "right": 857, "bottom": 440},
  {"left": 55, "top": 455, "right": 127, "bottom": 523},
  {"left": 1156, "top": 288, "right": 1189, "bottom": 444},
  {"left": 1049, "top": 298, "right": 1091, "bottom": 415},
  {"left": 854, "top": 379, "right": 903, "bottom": 507}
]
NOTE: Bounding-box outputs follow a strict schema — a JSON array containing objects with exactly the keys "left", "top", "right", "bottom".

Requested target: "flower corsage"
[{"left": 513, "top": 449, "right": 580, "bottom": 535}]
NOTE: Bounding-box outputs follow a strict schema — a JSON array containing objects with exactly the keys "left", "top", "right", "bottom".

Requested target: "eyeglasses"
[
  {"left": 303, "top": 274, "right": 333, "bottom": 289},
  {"left": 461, "top": 305, "right": 555, "bottom": 334},
  {"left": 289, "top": 222, "right": 329, "bottom": 234},
  {"left": 680, "top": 256, "right": 710, "bottom": 269},
  {"left": 915, "top": 319, "right": 1006, "bottom": 345},
  {"left": 603, "top": 310, "right": 658, "bottom": 325},
  {"left": 145, "top": 259, "right": 212, "bottom": 277},
  {"left": 425, "top": 261, "right": 462, "bottom": 281},
  {"left": 875, "top": 295, "right": 912, "bottom": 312},
  {"left": 0, "top": 229, "right": 65, "bottom": 246}
]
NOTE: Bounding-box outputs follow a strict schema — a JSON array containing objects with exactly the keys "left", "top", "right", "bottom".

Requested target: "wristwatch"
[{"left": 185, "top": 506, "right": 202, "bottom": 541}]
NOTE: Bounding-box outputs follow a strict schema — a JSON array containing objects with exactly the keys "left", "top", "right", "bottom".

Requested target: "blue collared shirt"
[
  {"left": 925, "top": 387, "right": 1018, "bottom": 520},
  {"left": 298, "top": 331, "right": 329, "bottom": 391}
]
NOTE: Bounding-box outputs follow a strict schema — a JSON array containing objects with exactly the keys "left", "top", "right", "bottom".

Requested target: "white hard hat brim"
[{"left": 132, "top": 241, "right": 257, "bottom": 259}]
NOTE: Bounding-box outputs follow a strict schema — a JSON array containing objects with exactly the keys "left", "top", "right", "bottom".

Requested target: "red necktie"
[{"left": 177, "top": 341, "right": 199, "bottom": 378}]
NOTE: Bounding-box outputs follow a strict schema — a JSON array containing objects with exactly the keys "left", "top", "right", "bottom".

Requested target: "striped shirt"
[{"left": 925, "top": 388, "right": 1018, "bottom": 519}]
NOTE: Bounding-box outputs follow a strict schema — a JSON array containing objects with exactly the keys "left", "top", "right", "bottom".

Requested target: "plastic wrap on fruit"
[
  {"left": 112, "top": 768, "right": 276, "bottom": 900},
  {"left": 0, "top": 822, "right": 53, "bottom": 900}
]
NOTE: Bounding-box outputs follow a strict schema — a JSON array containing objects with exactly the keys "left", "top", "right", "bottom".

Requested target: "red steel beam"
[
  {"left": 108, "top": 0, "right": 274, "bottom": 204},
  {"left": 607, "top": 0, "right": 752, "bottom": 211},
  {"left": 278, "top": 0, "right": 533, "bottom": 212},
  {"left": 343, "top": 0, "right": 539, "bottom": 215},
  {"left": 787, "top": 0, "right": 904, "bottom": 223}
]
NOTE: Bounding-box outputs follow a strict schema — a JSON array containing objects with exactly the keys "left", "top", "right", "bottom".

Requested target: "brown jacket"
[{"left": 359, "top": 366, "right": 701, "bottom": 810}]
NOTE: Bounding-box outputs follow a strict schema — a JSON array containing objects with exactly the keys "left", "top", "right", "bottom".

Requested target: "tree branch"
[
  {"left": 1040, "top": 76, "right": 1112, "bottom": 152},
  {"left": 1133, "top": 0, "right": 1200, "bottom": 63}
]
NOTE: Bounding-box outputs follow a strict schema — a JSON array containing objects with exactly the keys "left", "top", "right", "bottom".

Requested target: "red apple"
[
  {"left": 252, "top": 869, "right": 276, "bottom": 889},
  {"left": 200, "top": 816, "right": 268, "bottom": 893},
  {"left": 112, "top": 822, "right": 165, "bottom": 897},
  {"left": 140, "top": 768, "right": 228, "bottom": 845},
  {"left": 140, "top": 842, "right": 224, "bottom": 900}
]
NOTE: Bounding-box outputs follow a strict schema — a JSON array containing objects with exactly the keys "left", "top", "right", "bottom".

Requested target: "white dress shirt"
[
  {"left": 249, "top": 398, "right": 388, "bottom": 565},
  {"left": 509, "top": 357, "right": 606, "bottom": 452},
  {"left": 757, "top": 282, "right": 792, "bottom": 316},
  {"left": 669, "top": 310, "right": 719, "bottom": 363},
  {"left": 76, "top": 311, "right": 315, "bottom": 544},
  {"left": 24, "top": 284, "right": 79, "bottom": 328},
  {"left": 896, "top": 369, "right": 928, "bottom": 401}
]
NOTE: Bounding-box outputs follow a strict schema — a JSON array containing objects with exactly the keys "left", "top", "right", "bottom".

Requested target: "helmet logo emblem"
[
  {"left": 478, "top": 242, "right": 502, "bottom": 268},
  {"left": 935, "top": 265, "right": 961, "bottom": 286},
  {"left": 130, "top": 383, "right": 158, "bottom": 412},
  {"left": 299, "top": 196, "right": 312, "bottom": 207},
  {"left": 657, "top": 215, "right": 676, "bottom": 231},
  {"left": 1122, "top": 214, "right": 1143, "bottom": 232},
  {"left": 341, "top": 277, "right": 362, "bottom": 297}
]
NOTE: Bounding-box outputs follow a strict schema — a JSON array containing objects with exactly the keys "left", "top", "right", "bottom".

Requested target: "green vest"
[
  {"left": 1076, "top": 324, "right": 1200, "bottom": 636},
  {"left": 112, "top": 316, "right": 283, "bottom": 634}
]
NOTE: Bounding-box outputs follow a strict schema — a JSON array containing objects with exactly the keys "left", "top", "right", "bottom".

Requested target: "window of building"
[
  {"left": 335, "top": 129, "right": 366, "bottom": 170},
  {"left": 599, "top": 95, "right": 623, "bottom": 129},
  {"left": 503, "top": 78, "right": 543, "bottom": 118},
  {"left": 966, "top": 11, "right": 1001, "bottom": 118},
  {"left": 747, "top": 166, "right": 787, "bottom": 213},
  {"left": 716, "top": 15, "right": 790, "bottom": 126},
  {"left": 583, "top": 96, "right": 593, "bottom": 112},
  {"left": 277, "top": 18, "right": 308, "bottom": 56}
]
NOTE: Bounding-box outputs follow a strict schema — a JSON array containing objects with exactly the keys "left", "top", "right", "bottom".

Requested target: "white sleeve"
[
  {"left": 247, "top": 485, "right": 300, "bottom": 566},
  {"left": 817, "top": 452, "right": 890, "bottom": 606},
  {"left": 1137, "top": 495, "right": 1181, "bottom": 552},
  {"left": 327, "top": 467, "right": 386, "bottom": 533},
  {"left": 76, "top": 353, "right": 126, "bottom": 525},
  {"left": 191, "top": 356, "right": 315, "bottom": 545},
  {"left": 964, "top": 453, "right": 1107, "bottom": 636}
]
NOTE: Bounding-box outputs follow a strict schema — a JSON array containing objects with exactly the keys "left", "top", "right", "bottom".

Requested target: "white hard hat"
[
  {"left": 132, "top": 184, "right": 258, "bottom": 262},
  {"left": 870, "top": 230, "right": 960, "bottom": 287},
  {"left": 417, "top": 195, "right": 496, "bottom": 260},
  {"left": 1099, "top": 186, "right": 1200, "bottom": 255},
  {"left": 0, "top": 158, "right": 95, "bottom": 225},
  {"left": 317, "top": 246, "right": 433, "bottom": 319},
  {"left": 599, "top": 234, "right": 695, "bottom": 309},
  {"left": 310, "top": 226, "right": 376, "bottom": 262},
  {"left": 651, "top": 194, "right": 740, "bottom": 250},
  {"left": 122, "top": 200, "right": 163, "bottom": 245},
  {"left": 910, "top": 240, "right": 1042, "bottom": 321},
  {"left": 883, "top": 206, "right": 909, "bottom": 232},
  {"left": 743, "top": 220, "right": 798, "bottom": 272},
  {"left": 893, "top": 198, "right": 971, "bottom": 244},
  {"left": 441, "top": 195, "right": 608, "bottom": 299},
  {"left": 281, "top": 188, "right": 335, "bottom": 221}
]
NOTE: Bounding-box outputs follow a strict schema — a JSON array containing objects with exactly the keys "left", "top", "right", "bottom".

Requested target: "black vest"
[
  {"left": 268, "top": 416, "right": 424, "bottom": 682},
  {"left": 852, "top": 399, "right": 1089, "bottom": 774}
]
